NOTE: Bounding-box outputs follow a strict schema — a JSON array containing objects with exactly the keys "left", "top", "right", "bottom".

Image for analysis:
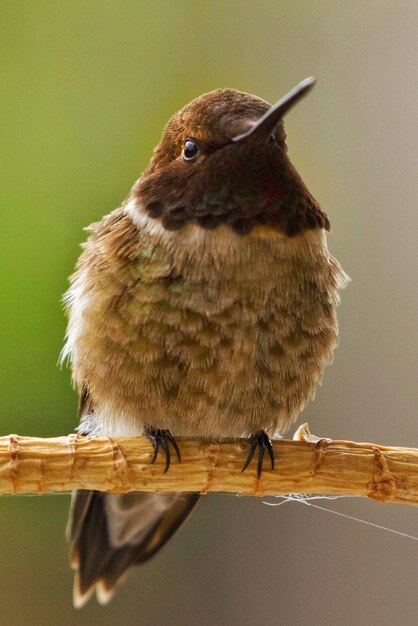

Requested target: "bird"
[{"left": 62, "top": 77, "right": 349, "bottom": 607}]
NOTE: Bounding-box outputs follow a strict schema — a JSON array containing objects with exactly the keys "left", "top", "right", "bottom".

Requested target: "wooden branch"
[{"left": 0, "top": 424, "right": 417, "bottom": 505}]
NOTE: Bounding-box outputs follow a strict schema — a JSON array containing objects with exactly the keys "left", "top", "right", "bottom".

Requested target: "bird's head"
[{"left": 132, "top": 78, "right": 329, "bottom": 236}]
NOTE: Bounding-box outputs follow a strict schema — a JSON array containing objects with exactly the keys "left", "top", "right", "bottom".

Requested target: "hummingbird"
[{"left": 62, "top": 77, "right": 349, "bottom": 607}]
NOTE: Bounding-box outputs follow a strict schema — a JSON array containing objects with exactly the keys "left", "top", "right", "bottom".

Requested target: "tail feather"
[{"left": 68, "top": 490, "right": 200, "bottom": 607}]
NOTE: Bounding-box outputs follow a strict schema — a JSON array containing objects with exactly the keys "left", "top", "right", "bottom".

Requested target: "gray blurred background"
[{"left": 0, "top": 1, "right": 417, "bottom": 624}]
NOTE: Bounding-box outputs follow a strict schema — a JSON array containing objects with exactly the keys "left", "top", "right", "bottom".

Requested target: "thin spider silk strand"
[{"left": 263, "top": 494, "right": 418, "bottom": 542}]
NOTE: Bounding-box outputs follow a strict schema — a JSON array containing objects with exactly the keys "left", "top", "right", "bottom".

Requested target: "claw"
[
  {"left": 266, "top": 437, "right": 275, "bottom": 471},
  {"left": 241, "top": 436, "right": 258, "bottom": 473},
  {"left": 159, "top": 435, "right": 171, "bottom": 473},
  {"left": 242, "top": 430, "right": 275, "bottom": 478},
  {"left": 147, "top": 432, "right": 159, "bottom": 464},
  {"left": 257, "top": 441, "right": 264, "bottom": 478},
  {"left": 145, "top": 427, "right": 181, "bottom": 473},
  {"left": 164, "top": 429, "right": 181, "bottom": 463}
]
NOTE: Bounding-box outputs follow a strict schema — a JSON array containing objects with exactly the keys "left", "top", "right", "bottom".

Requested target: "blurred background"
[{"left": 1, "top": 1, "right": 417, "bottom": 624}]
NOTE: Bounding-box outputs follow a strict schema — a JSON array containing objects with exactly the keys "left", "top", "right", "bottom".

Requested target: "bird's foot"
[
  {"left": 241, "top": 430, "right": 274, "bottom": 478},
  {"left": 144, "top": 427, "right": 181, "bottom": 473}
]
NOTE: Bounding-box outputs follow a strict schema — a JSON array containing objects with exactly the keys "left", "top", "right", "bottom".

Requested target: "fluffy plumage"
[{"left": 63, "top": 86, "right": 349, "bottom": 606}]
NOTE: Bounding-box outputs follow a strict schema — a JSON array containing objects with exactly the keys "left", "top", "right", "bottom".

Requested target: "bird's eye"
[{"left": 183, "top": 139, "right": 199, "bottom": 161}]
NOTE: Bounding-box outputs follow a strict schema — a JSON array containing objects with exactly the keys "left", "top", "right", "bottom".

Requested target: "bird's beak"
[{"left": 232, "top": 76, "right": 316, "bottom": 143}]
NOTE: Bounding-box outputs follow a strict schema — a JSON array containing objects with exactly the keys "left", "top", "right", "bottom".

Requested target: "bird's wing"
[{"left": 67, "top": 388, "right": 200, "bottom": 608}]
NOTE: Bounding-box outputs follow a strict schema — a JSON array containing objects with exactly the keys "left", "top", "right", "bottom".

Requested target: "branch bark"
[{"left": 0, "top": 425, "right": 416, "bottom": 505}]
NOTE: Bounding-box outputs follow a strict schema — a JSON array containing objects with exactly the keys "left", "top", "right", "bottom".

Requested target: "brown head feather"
[{"left": 134, "top": 88, "right": 329, "bottom": 236}]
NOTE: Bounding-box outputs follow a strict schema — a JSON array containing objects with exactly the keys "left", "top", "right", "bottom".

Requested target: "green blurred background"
[{"left": 1, "top": 1, "right": 417, "bottom": 624}]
